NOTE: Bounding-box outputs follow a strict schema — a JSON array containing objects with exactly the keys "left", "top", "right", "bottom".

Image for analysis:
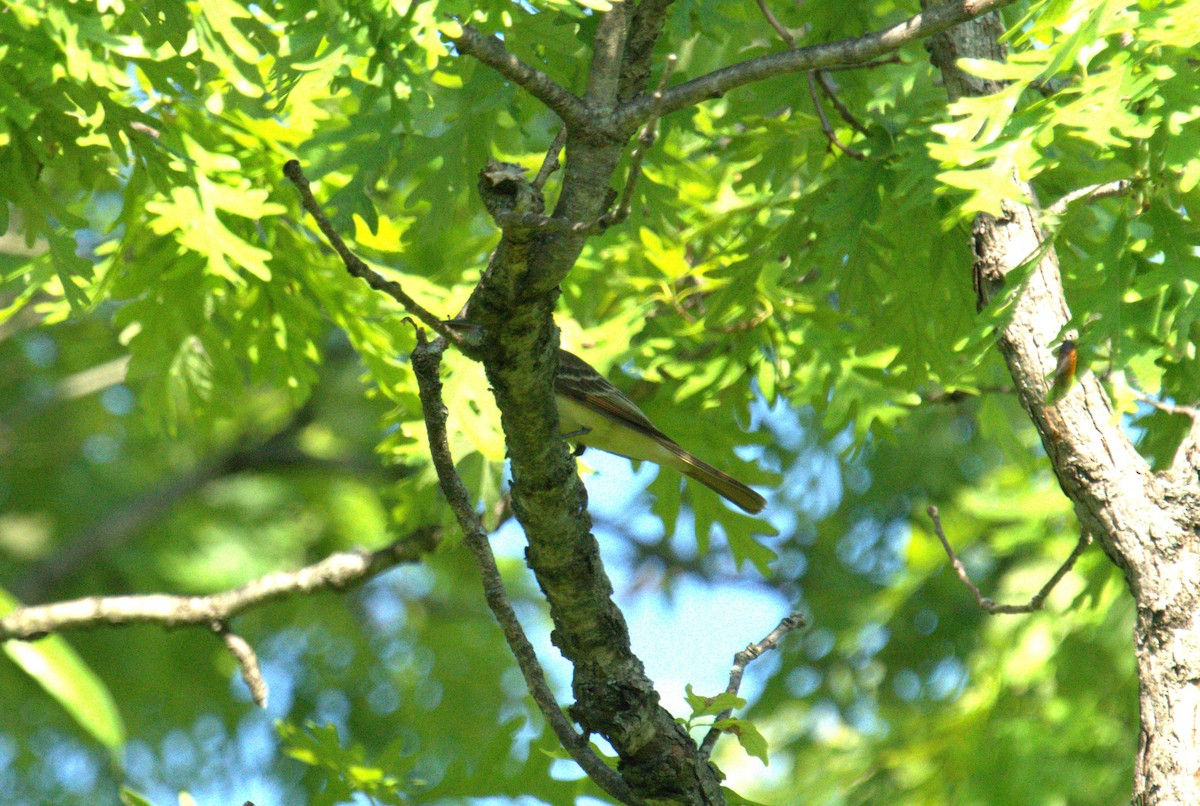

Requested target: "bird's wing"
[{"left": 554, "top": 350, "right": 671, "bottom": 441}]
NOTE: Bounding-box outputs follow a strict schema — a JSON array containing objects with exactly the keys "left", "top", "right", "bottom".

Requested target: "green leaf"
[
  {"left": 0, "top": 588, "right": 125, "bottom": 752},
  {"left": 684, "top": 683, "right": 746, "bottom": 719},
  {"left": 118, "top": 788, "right": 157, "bottom": 806},
  {"left": 712, "top": 717, "right": 769, "bottom": 765},
  {"left": 722, "top": 787, "right": 772, "bottom": 806}
]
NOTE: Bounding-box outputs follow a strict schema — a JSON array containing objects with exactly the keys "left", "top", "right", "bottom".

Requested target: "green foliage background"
[{"left": 0, "top": 0, "right": 1195, "bottom": 802}]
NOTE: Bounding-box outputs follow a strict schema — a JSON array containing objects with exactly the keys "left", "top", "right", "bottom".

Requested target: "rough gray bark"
[{"left": 924, "top": 4, "right": 1200, "bottom": 802}]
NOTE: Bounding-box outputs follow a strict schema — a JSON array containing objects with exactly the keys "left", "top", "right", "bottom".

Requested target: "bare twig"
[
  {"left": 756, "top": 0, "right": 868, "bottom": 159},
  {"left": 926, "top": 505, "right": 1092, "bottom": 614},
  {"left": 602, "top": 54, "right": 677, "bottom": 229},
  {"left": 214, "top": 623, "right": 268, "bottom": 707},
  {"left": 699, "top": 612, "right": 805, "bottom": 758},
  {"left": 408, "top": 332, "right": 643, "bottom": 805},
  {"left": 0, "top": 531, "right": 439, "bottom": 641},
  {"left": 1132, "top": 390, "right": 1199, "bottom": 419},
  {"left": 449, "top": 26, "right": 591, "bottom": 129},
  {"left": 1045, "top": 179, "right": 1133, "bottom": 218},
  {"left": 283, "top": 160, "right": 461, "bottom": 345},
  {"left": 807, "top": 71, "right": 867, "bottom": 160},
  {"left": 618, "top": 0, "right": 1018, "bottom": 128},
  {"left": 816, "top": 71, "right": 870, "bottom": 135},
  {"left": 532, "top": 127, "right": 568, "bottom": 193},
  {"left": 755, "top": 0, "right": 797, "bottom": 49}
]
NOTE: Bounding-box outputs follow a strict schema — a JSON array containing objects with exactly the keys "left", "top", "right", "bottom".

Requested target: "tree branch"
[
  {"left": 618, "top": 0, "right": 1018, "bottom": 128},
  {"left": 214, "top": 623, "right": 269, "bottom": 708},
  {"left": 926, "top": 506, "right": 1092, "bottom": 614},
  {"left": 408, "top": 331, "right": 643, "bottom": 806},
  {"left": 755, "top": 0, "right": 868, "bottom": 160},
  {"left": 283, "top": 160, "right": 461, "bottom": 345},
  {"left": 585, "top": 3, "right": 632, "bottom": 109},
  {"left": 755, "top": 0, "right": 797, "bottom": 49},
  {"left": 816, "top": 70, "right": 872, "bottom": 135},
  {"left": 532, "top": 127, "right": 568, "bottom": 193},
  {"left": 1044, "top": 179, "right": 1134, "bottom": 218},
  {"left": 699, "top": 613, "right": 806, "bottom": 757},
  {"left": 450, "top": 25, "right": 592, "bottom": 129},
  {"left": 926, "top": 10, "right": 1200, "bottom": 799},
  {"left": 601, "top": 55, "right": 676, "bottom": 229},
  {"left": 618, "top": 0, "right": 676, "bottom": 103},
  {"left": 807, "top": 71, "right": 867, "bottom": 160},
  {"left": 0, "top": 531, "right": 438, "bottom": 641},
  {"left": 13, "top": 399, "right": 389, "bottom": 603}
]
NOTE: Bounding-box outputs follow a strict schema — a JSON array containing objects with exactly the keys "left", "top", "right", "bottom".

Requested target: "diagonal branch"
[
  {"left": 807, "top": 71, "right": 867, "bottom": 160},
  {"left": 817, "top": 70, "right": 872, "bottom": 135},
  {"left": 755, "top": 0, "right": 867, "bottom": 160},
  {"left": 408, "top": 331, "right": 643, "bottom": 806},
  {"left": 450, "top": 25, "right": 592, "bottom": 129},
  {"left": 618, "top": 0, "right": 1018, "bottom": 128},
  {"left": 284, "top": 160, "right": 461, "bottom": 345},
  {"left": 755, "top": 0, "right": 797, "bottom": 48},
  {"left": 699, "top": 613, "right": 806, "bottom": 757}
]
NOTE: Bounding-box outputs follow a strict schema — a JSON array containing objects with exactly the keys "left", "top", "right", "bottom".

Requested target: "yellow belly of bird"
[{"left": 555, "top": 394, "right": 679, "bottom": 469}]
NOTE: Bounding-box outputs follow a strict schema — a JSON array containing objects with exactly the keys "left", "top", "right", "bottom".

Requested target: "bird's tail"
[{"left": 666, "top": 445, "right": 766, "bottom": 514}]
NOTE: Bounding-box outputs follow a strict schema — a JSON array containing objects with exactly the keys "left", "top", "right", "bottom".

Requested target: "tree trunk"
[{"left": 923, "top": 4, "right": 1200, "bottom": 802}]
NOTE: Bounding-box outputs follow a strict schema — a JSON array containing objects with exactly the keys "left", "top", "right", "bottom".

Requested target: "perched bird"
[
  {"left": 554, "top": 350, "right": 767, "bottom": 515},
  {"left": 1047, "top": 338, "right": 1078, "bottom": 404}
]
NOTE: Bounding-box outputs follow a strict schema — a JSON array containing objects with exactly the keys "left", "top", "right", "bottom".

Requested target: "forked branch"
[{"left": 927, "top": 506, "right": 1092, "bottom": 614}]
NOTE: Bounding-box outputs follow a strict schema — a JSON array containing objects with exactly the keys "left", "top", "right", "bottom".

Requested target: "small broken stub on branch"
[{"left": 478, "top": 160, "right": 543, "bottom": 220}]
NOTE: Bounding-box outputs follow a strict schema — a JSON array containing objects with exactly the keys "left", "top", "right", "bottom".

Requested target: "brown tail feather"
[{"left": 669, "top": 447, "right": 766, "bottom": 514}]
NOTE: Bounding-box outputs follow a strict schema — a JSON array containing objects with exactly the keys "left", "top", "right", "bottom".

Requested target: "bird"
[
  {"left": 553, "top": 349, "right": 766, "bottom": 514},
  {"left": 1047, "top": 338, "right": 1078, "bottom": 404}
]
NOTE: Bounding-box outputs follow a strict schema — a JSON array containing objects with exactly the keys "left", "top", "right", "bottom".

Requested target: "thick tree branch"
[
  {"left": 618, "top": 0, "right": 676, "bottom": 103},
  {"left": 619, "top": 0, "right": 1018, "bottom": 128},
  {"left": 461, "top": 46, "right": 727, "bottom": 806},
  {"left": 450, "top": 25, "right": 592, "bottom": 129},
  {"left": 585, "top": 3, "right": 632, "bottom": 109},
  {"left": 0, "top": 531, "right": 438, "bottom": 641},
  {"left": 408, "top": 332, "right": 643, "bottom": 806}
]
